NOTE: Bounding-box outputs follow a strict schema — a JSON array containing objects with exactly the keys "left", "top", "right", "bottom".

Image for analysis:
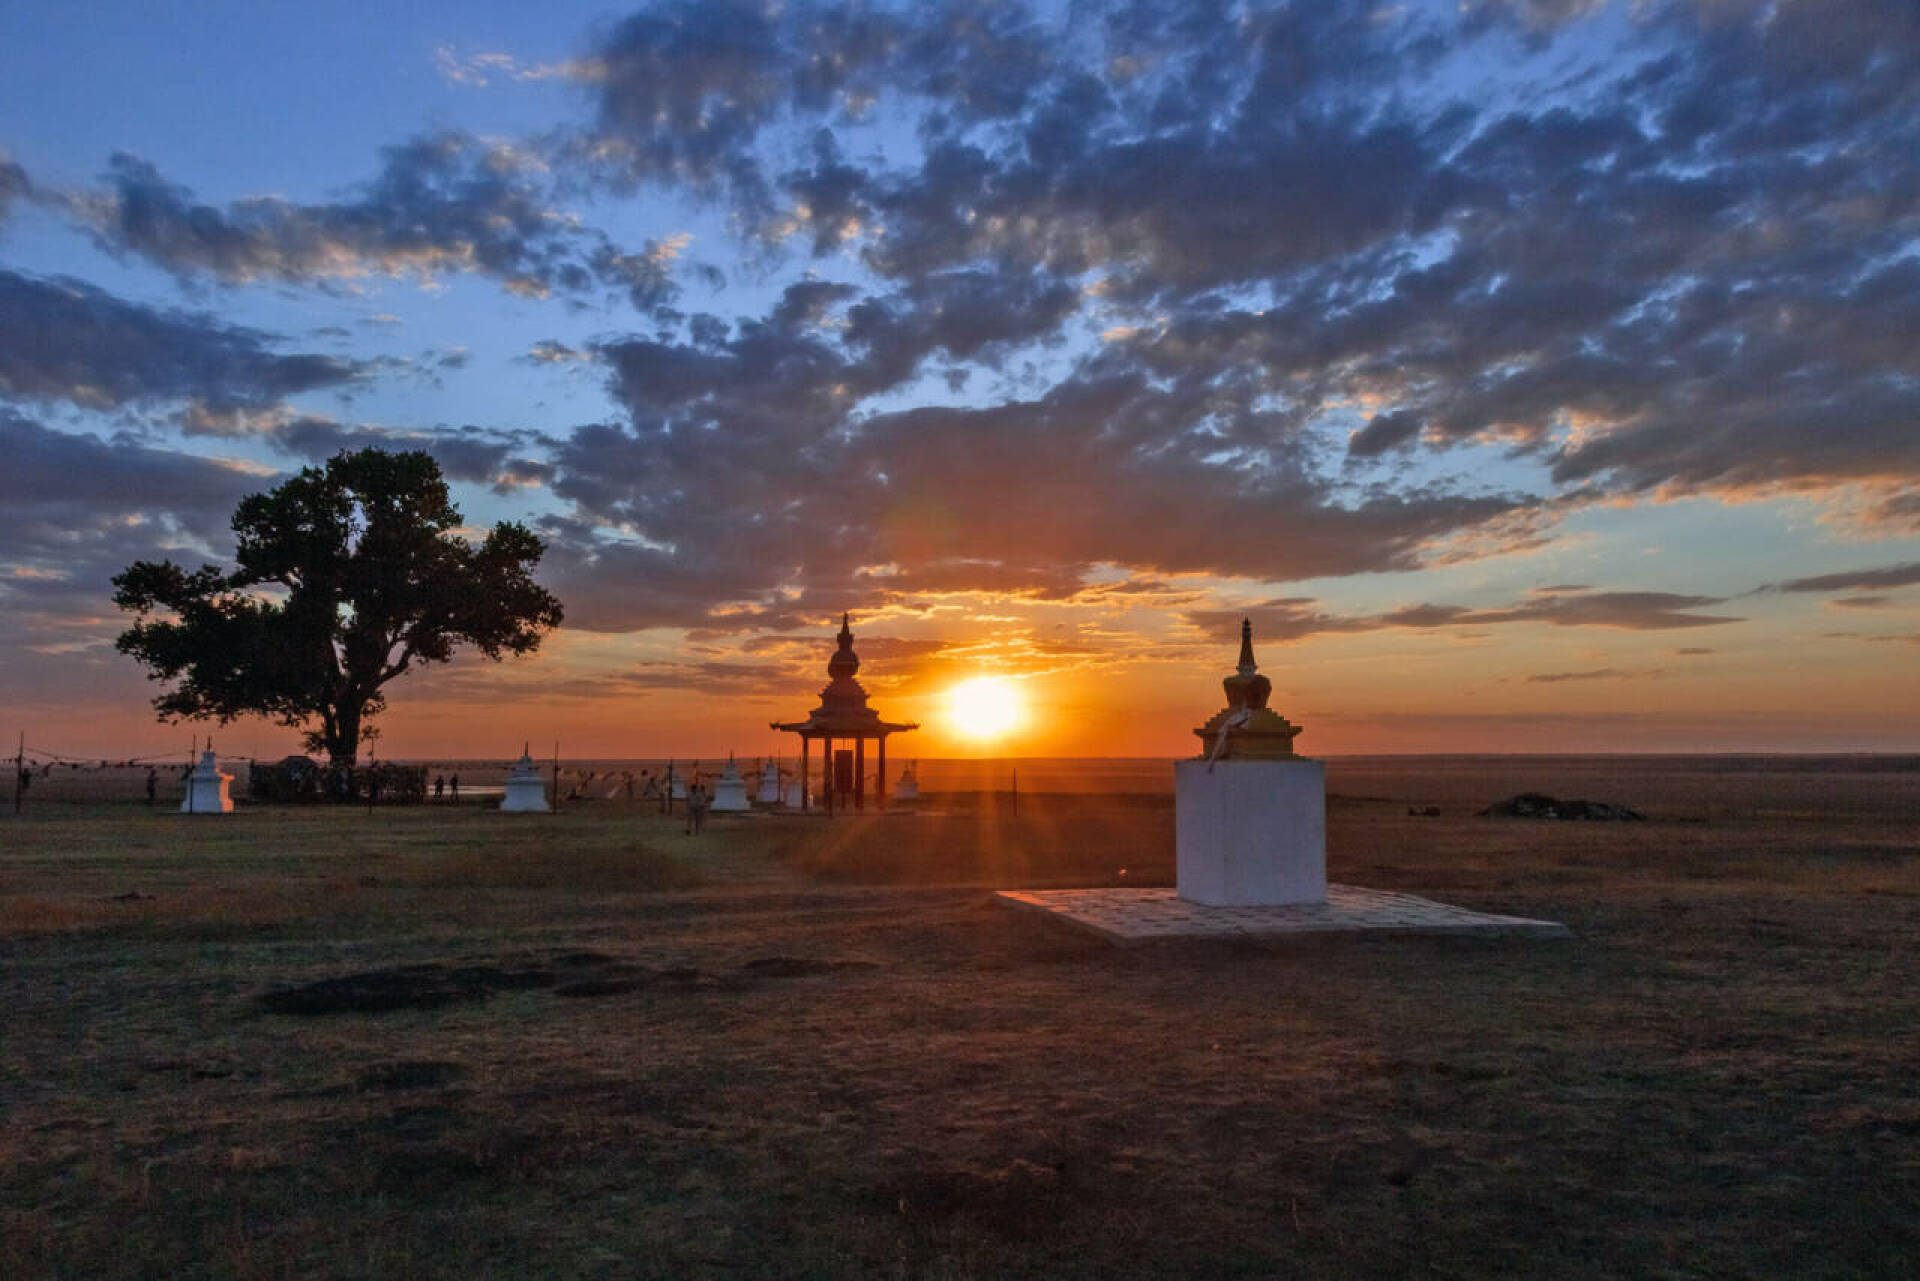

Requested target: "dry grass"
[{"left": 2, "top": 759, "right": 1917, "bottom": 1278}]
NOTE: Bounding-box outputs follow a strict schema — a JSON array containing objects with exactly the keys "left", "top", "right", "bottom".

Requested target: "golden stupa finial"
[{"left": 1195, "top": 618, "right": 1300, "bottom": 760}]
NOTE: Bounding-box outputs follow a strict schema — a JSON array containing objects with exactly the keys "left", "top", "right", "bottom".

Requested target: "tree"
[{"left": 113, "top": 448, "right": 563, "bottom": 766}]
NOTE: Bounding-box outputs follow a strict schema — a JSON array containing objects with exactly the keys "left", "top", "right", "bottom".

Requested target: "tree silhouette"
[{"left": 113, "top": 448, "right": 563, "bottom": 765}]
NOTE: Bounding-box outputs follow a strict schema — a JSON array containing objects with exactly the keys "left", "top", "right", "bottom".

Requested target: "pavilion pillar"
[
  {"left": 823, "top": 735, "right": 834, "bottom": 816},
  {"left": 800, "top": 736, "right": 810, "bottom": 812},
  {"left": 855, "top": 738, "right": 866, "bottom": 813},
  {"left": 877, "top": 735, "right": 887, "bottom": 811}
]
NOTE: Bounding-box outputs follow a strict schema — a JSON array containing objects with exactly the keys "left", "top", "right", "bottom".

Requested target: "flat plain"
[{"left": 3, "top": 757, "right": 1916, "bottom": 1278}]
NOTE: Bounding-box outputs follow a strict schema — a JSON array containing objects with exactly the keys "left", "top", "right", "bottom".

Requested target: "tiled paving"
[{"left": 994, "top": 885, "right": 1570, "bottom": 945}]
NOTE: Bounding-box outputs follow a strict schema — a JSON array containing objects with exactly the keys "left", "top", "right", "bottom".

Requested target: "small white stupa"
[
  {"left": 782, "top": 777, "right": 807, "bottom": 808},
  {"left": 711, "top": 752, "right": 750, "bottom": 812},
  {"left": 500, "top": 745, "right": 551, "bottom": 813},
  {"left": 669, "top": 765, "right": 689, "bottom": 801},
  {"left": 756, "top": 758, "right": 782, "bottom": 805},
  {"left": 893, "top": 763, "right": 920, "bottom": 803},
  {"left": 180, "top": 747, "right": 234, "bottom": 814}
]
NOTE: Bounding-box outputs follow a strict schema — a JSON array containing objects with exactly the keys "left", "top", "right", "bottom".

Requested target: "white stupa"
[
  {"left": 500, "top": 746, "right": 551, "bottom": 813},
  {"left": 669, "top": 766, "right": 689, "bottom": 801},
  {"left": 1175, "top": 620, "right": 1324, "bottom": 905},
  {"left": 756, "top": 758, "right": 782, "bottom": 805},
  {"left": 893, "top": 763, "right": 920, "bottom": 803},
  {"left": 711, "top": 752, "right": 751, "bottom": 812},
  {"left": 782, "top": 777, "right": 807, "bottom": 808},
  {"left": 180, "top": 747, "right": 234, "bottom": 814}
]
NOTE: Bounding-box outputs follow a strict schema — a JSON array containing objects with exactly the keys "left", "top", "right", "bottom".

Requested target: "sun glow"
[{"left": 947, "top": 676, "right": 1024, "bottom": 740}]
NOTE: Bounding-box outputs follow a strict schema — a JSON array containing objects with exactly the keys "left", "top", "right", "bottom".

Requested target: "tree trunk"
[{"left": 328, "top": 701, "right": 361, "bottom": 768}]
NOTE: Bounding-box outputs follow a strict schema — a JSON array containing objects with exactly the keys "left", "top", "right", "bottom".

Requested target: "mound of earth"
[{"left": 1480, "top": 792, "right": 1646, "bottom": 821}]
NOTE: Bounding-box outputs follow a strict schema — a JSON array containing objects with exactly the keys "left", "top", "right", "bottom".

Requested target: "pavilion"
[{"left": 771, "top": 614, "right": 918, "bottom": 813}]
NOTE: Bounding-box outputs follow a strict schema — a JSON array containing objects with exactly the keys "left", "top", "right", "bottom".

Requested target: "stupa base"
[
  {"left": 994, "top": 885, "right": 1569, "bottom": 946},
  {"left": 1175, "top": 757, "right": 1326, "bottom": 905}
]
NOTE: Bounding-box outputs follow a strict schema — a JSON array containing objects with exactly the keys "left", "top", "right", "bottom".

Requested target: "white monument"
[
  {"left": 180, "top": 748, "right": 234, "bottom": 814},
  {"left": 669, "top": 767, "right": 689, "bottom": 801},
  {"left": 1174, "top": 619, "right": 1326, "bottom": 906},
  {"left": 893, "top": 763, "right": 919, "bottom": 803},
  {"left": 782, "top": 778, "right": 806, "bottom": 808},
  {"left": 500, "top": 747, "right": 551, "bottom": 813},
  {"left": 756, "top": 759, "right": 782, "bottom": 805},
  {"left": 992, "top": 617, "right": 1568, "bottom": 943},
  {"left": 711, "top": 752, "right": 751, "bottom": 812}
]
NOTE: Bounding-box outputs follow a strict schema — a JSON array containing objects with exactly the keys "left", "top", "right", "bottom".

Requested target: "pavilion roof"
[{"left": 769, "top": 613, "right": 919, "bottom": 740}]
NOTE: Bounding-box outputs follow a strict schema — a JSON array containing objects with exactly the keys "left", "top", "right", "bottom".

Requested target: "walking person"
[
  {"left": 145, "top": 766, "right": 157, "bottom": 807},
  {"left": 434, "top": 774, "right": 445, "bottom": 801},
  {"left": 449, "top": 773, "right": 460, "bottom": 802},
  {"left": 685, "top": 781, "right": 710, "bottom": 836}
]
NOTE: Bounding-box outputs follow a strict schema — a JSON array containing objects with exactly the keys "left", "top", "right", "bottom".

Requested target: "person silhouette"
[{"left": 685, "top": 781, "right": 711, "bottom": 835}]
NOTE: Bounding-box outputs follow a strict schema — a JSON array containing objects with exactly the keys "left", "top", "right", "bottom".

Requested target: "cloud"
[
  {"left": 428, "top": 0, "right": 1908, "bottom": 636},
  {"left": 1187, "top": 585, "right": 1742, "bottom": 644},
  {"left": 545, "top": 335, "right": 1541, "bottom": 629},
  {"left": 1525, "top": 667, "right": 1661, "bottom": 684},
  {"left": 199, "top": 413, "right": 556, "bottom": 494},
  {"left": 432, "top": 46, "right": 591, "bottom": 88},
  {"left": 1772, "top": 562, "right": 1920, "bottom": 594},
  {"left": 578, "top": 0, "right": 903, "bottom": 202},
  {"left": 63, "top": 134, "right": 689, "bottom": 315},
  {"left": 0, "top": 270, "right": 361, "bottom": 410},
  {"left": 0, "top": 411, "right": 264, "bottom": 535},
  {"left": 0, "top": 151, "right": 27, "bottom": 226},
  {"left": 0, "top": 413, "right": 276, "bottom": 690},
  {"left": 739, "top": 632, "right": 948, "bottom": 663},
  {"left": 522, "top": 340, "right": 592, "bottom": 365},
  {"left": 623, "top": 659, "right": 795, "bottom": 694},
  {"left": 556, "top": 0, "right": 1920, "bottom": 532},
  {"left": 17, "top": 0, "right": 1920, "bottom": 663},
  {"left": 1348, "top": 410, "right": 1424, "bottom": 458}
]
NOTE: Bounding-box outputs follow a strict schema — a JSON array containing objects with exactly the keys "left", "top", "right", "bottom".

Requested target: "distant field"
[
  {"left": 3, "top": 758, "right": 1916, "bottom": 1277},
  {"left": 24, "top": 751, "right": 1920, "bottom": 814}
]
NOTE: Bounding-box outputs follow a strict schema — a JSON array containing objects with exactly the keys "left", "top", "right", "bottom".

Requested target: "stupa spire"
[
  {"left": 1196, "top": 618, "right": 1298, "bottom": 759},
  {"left": 828, "top": 611, "right": 860, "bottom": 681}
]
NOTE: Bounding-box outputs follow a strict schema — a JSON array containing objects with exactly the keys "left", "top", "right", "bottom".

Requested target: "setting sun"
[{"left": 947, "top": 676, "right": 1024, "bottom": 740}]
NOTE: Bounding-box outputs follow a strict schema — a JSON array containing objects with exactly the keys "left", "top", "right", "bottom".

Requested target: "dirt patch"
[
  {"left": 551, "top": 977, "right": 646, "bottom": 997},
  {"left": 258, "top": 949, "right": 652, "bottom": 1015},
  {"left": 740, "top": 955, "right": 881, "bottom": 978},
  {"left": 880, "top": 1156, "right": 1098, "bottom": 1241},
  {"left": 259, "top": 964, "right": 531, "bottom": 1014},
  {"left": 258, "top": 949, "right": 878, "bottom": 1014},
  {"left": 354, "top": 1060, "right": 467, "bottom": 1092}
]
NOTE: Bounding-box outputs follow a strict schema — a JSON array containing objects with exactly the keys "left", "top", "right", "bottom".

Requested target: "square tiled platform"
[{"left": 994, "top": 885, "right": 1569, "bottom": 946}]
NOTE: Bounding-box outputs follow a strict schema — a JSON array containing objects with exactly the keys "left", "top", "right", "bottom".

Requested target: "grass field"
[{"left": 3, "top": 759, "right": 1917, "bottom": 1277}]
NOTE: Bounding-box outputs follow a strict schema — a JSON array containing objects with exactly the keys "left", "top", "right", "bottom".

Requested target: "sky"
[{"left": 2, "top": 0, "right": 1918, "bottom": 762}]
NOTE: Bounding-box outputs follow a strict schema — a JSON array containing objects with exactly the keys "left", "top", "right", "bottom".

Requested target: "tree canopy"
[{"left": 113, "top": 448, "right": 563, "bottom": 765}]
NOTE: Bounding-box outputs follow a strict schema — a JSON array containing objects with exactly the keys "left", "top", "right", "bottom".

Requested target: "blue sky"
[{"left": 2, "top": 0, "right": 1917, "bottom": 758}]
